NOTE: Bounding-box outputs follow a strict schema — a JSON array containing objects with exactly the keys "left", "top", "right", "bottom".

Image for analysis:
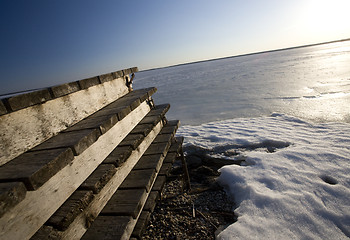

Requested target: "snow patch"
[{"left": 177, "top": 114, "right": 350, "bottom": 239}]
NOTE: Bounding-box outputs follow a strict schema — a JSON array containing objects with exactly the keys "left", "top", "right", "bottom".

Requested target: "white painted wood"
[
  {"left": 0, "top": 77, "right": 129, "bottom": 166},
  {"left": 0, "top": 101, "right": 150, "bottom": 240},
  {"left": 59, "top": 121, "right": 164, "bottom": 240}
]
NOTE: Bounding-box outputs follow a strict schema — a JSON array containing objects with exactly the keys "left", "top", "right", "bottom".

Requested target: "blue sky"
[{"left": 1, "top": 0, "right": 350, "bottom": 94}]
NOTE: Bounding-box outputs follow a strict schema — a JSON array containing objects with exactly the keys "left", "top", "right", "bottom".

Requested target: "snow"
[{"left": 177, "top": 114, "right": 350, "bottom": 239}]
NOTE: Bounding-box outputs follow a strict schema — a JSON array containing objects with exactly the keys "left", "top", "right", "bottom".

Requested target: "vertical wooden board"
[
  {"left": 0, "top": 77, "right": 129, "bottom": 166},
  {"left": 0, "top": 101, "right": 150, "bottom": 240}
]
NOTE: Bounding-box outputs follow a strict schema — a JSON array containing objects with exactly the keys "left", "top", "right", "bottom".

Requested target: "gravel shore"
[{"left": 142, "top": 151, "right": 237, "bottom": 239}]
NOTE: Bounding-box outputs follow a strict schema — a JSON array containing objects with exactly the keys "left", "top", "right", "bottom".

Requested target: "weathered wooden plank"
[
  {"left": 133, "top": 154, "right": 164, "bottom": 172},
  {"left": 98, "top": 73, "right": 114, "bottom": 83},
  {"left": 50, "top": 82, "right": 80, "bottom": 98},
  {"left": 90, "top": 104, "right": 131, "bottom": 121},
  {"left": 112, "top": 70, "right": 124, "bottom": 79},
  {"left": 0, "top": 182, "right": 26, "bottom": 218},
  {"left": 47, "top": 190, "right": 94, "bottom": 231},
  {"left": 64, "top": 115, "right": 118, "bottom": 134},
  {"left": 143, "top": 191, "right": 159, "bottom": 212},
  {"left": 118, "top": 134, "right": 145, "bottom": 150},
  {"left": 0, "top": 101, "right": 150, "bottom": 240},
  {"left": 131, "top": 211, "right": 151, "bottom": 239},
  {"left": 151, "top": 175, "right": 167, "bottom": 192},
  {"left": 31, "top": 129, "right": 100, "bottom": 156},
  {"left": 143, "top": 142, "right": 170, "bottom": 156},
  {"left": 0, "top": 77, "right": 129, "bottom": 166},
  {"left": 82, "top": 215, "right": 133, "bottom": 240},
  {"left": 78, "top": 76, "right": 100, "bottom": 90},
  {"left": 131, "top": 123, "right": 154, "bottom": 137},
  {"left": 130, "top": 67, "right": 138, "bottom": 73},
  {"left": 6, "top": 89, "right": 52, "bottom": 111},
  {"left": 158, "top": 163, "right": 173, "bottom": 177},
  {"left": 153, "top": 132, "right": 173, "bottom": 144},
  {"left": 101, "top": 189, "right": 147, "bottom": 218},
  {"left": 160, "top": 120, "right": 180, "bottom": 135},
  {"left": 139, "top": 115, "right": 162, "bottom": 126},
  {"left": 0, "top": 148, "right": 74, "bottom": 190},
  {"left": 168, "top": 136, "right": 184, "bottom": 153},
  {"left": 102, "top": 146, "right": 133, "bottom": 167},
  {"left": 80, "top": 164, "right": 117, "bottom": 194},
  {"left": 163, "top": 152, "right": 177, "bottom": 164},
  {"left": 147, "top": 104, "right": 170, "bottom": 117},
  {"left": 119, "top": 169, "right": 156, "bottom": 192}
]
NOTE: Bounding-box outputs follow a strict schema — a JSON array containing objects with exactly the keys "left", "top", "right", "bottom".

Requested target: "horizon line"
[{"left": 140, "top": 37, "right": 350, "bottom": 73}]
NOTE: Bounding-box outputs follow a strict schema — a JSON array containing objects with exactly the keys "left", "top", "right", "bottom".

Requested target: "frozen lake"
[{"left": 134, "top": 40, "right": 350, "bottom": 125}]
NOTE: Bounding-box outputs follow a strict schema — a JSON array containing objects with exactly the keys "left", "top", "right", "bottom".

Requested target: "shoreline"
[{"left": 140, "top": 38, "right": 350, "bottom": 72}]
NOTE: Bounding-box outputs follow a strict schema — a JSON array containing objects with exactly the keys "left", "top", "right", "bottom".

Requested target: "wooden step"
[
  {"left": 81, "top": 121, "right": 180, "bottom": 240},
  {"left": 0, "top": 88, "right": 155, "bottom": 240},
  {"left": 30, "top": 104, "right": 170, "bottom": 239}
]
